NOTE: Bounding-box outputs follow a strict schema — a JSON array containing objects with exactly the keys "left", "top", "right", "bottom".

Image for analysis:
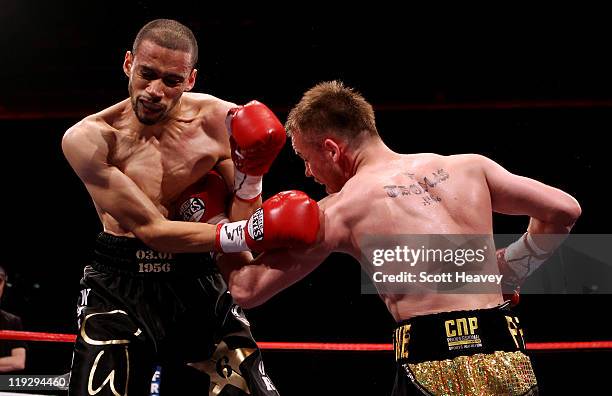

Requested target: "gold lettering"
[
  {"left": 468, "top": 317, "right": 478, "bottom": 335},
  {"left": 87, "top": 347, "right": 129, "bottom": 396},
  {"left": 394, "top": 328, "right": 401, "bottom": 361},
  {"left": 456, "top": 318, "right": 468, "bottom": 336},
  {"left": 445, "top": 320, "right": 456, "bottom": 337},
  {"left": 81, "top": 310, "right": 140, "bottom": 346},
  {"left": 400, "top": 324, "right": 411, "bottom": 360},
  {"left": 394, "top": 325, "right": 411, "bottom": 360},
  {"left": 515, "top": 316, "right": 524, "bottom": 340},
  {"left": 505, "top": 315, "right": 520, "bottom": 348}
]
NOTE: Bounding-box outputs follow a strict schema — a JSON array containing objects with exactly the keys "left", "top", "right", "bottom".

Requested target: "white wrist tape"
[
  {"left": 525, "top": 233, "right": 549, "bottom": 256},
  {"left": 503, "top": 233, "right": 552, "bottom": 282},
  {"left": 234, "top": 169, "right": 262, "bottom": 201},
  {"left": 218, "top": 220, "right": 250, "bottom": 253}
]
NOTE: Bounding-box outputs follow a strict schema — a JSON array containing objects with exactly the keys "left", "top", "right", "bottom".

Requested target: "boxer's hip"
[
  {"left": 91, "top": 232, "right": 217, "bottom": 277},
  {"left": 79, "top": 232, "right": 229, "bottom": 345},
  {"left": 392, "top": 303, "right": 538, "bottom": 395}
]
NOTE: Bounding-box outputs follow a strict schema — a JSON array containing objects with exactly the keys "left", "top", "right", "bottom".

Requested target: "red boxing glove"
[
  {"left": 175, "top": 170, "right": 229, "bottom": 225},
  {"left": 215, "top": 190, "right": 320, "bottom": 253},
  {"left": 226, "top": 101, "right": 286, "bottom": 201},
  {"left": 227, "top": 101, "right": 286, "bottom": 175}
]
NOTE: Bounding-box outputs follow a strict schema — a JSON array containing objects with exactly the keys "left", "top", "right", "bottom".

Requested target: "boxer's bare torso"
[
  {"left": 64, "top": 93, "right": 234, "bottom": 237},
  {"left": 319, "top": 152, "right": 504, "bottom": 321}
]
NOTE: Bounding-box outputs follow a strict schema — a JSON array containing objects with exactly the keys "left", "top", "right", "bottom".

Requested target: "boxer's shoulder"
[
  {"left": 62, "top": 114, "right": 119, "bottom": 173},
  {"left": 337, "top": 171, "right": 384, "bottom": 204},
  {"left": 444, "top": 153, "right": 497, "bottom": 178},
  {"left": 64, "top": 111, "right": 118, "bottom": 149},
  {"left": 445, "top": 153, "right": 491, "bottom": 167},
  {"left": 181, "top": 92, "right": 235, "bottom": 120},
  {"left": 398, "top": 152, "right": 488, "bottom": 178},
  {"left": 318, "top": 189, "right": 359, "bottom": 232},
  {"left": 179, "top": 93, "right": 236, "bottom": 139},
  {"left": 306, "top": 194, "right": 351, "bottom": 253}
]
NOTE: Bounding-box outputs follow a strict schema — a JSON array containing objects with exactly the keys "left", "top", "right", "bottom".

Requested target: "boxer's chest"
[{"left": 111, "top": 125, "right": 222, "bottom": 205}]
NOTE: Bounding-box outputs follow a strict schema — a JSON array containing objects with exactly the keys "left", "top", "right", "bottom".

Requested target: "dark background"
[{"left": 0, "top": 2, "right": 609, "bottom": 394}]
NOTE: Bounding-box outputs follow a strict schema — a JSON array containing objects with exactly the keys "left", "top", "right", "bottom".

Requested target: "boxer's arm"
[
  {"left": 216, "top": 158, "right": 262, "bottom": 221},
  {"left": 0, "top": 348, "right": 26, "bottom": 372},
  {"left": 220, "top": 243, "right": 330, "bottom": 309},
  {"left": 62, "top": 124, "right": 218, "bottom": 252},
  {"left": 225, "top": 101, "right": 286, "bottom": 212},
  {"left": 480, "top": 154, "right": 581, "bottom": 234},
  {"left": 479, "top": 155, "right": 582, "bottom": 287},
  {"left": 219, "top": 197, "right": 337, "bottom": 308},
  {"left": 207, "top": 100, "right": 263, "bottom": 221}
]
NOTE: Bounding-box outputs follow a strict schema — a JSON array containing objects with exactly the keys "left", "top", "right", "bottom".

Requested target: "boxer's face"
[
  {"left": 292, "top": 133, "right": 346, "bottom": 194},
  {"left": 123, "top": 40, "right": 197, "bottom": 125}
]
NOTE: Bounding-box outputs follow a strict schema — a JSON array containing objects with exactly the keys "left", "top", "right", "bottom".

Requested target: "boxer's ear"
[
  {"left": 123, "top": 51, "right": 133, "bottom": 77},
  {"left": 323, "top": 138, "right": 341, "bottom": 163},
  {"left": 185, "top": 68, "right": 197, "bottom": 92}
]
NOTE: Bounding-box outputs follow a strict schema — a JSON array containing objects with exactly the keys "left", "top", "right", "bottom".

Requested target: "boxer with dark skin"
[{"left": 62, "top": 19, "right": 318, "bottom": 396}]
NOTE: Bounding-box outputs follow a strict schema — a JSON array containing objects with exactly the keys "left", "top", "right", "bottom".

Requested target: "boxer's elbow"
[
  {"left": 230, "top": 287, "right": 259, "bottom": 309},
  {"left": 133, "top": 220, "right": 168, "bottom": 252},
  {"left": 231, "top": 294, "right": 252, "bottom": 309},
  {"left": 229, "top": 282, "right": 269, "bottom": 309},
  {"left": 4, "top": 353, "right": 26, "bottom": 371},
  {"left": 554, "top": 196, "right": 582, "bottom": 228},
  {"left": 14, "top": 357, "right": 25, "bottom": 371}
]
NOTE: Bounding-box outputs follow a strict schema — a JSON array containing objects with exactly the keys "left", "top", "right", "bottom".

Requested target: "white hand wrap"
[
  {"left": 501, "top": 233, "right": 552, "bottom": 284},
  {"left": 217, "top": 221, "right": 250, "bottom": 253},
  {"left": 233, "top": 169, "right": 262, "bottom": 201}
]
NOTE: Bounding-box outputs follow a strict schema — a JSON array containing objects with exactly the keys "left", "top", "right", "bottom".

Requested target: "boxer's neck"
[
  {"left": 130, "top": 97, "right": 184, "bottom": 139},
  {"left": 348, "top": 137, "right": 396, "bottom": 178}
]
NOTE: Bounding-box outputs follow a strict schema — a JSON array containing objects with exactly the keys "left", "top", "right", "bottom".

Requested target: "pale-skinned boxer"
[{"left": 214, "top": 81, "right": 581, "bottom": 395}]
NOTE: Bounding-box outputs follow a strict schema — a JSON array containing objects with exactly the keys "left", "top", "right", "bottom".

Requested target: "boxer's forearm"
[
  {"left": 229, "top": 196, "right": 262, "bottom": 222},
  {"left": 221, "top": 256, "right": 270, "bottom": 308},
  {"left": 497, "top": 220, "right": 573, "bottom": 288},
  {"left": 226, "top": 246, "right": 327, "bottom": 309},
  {"left": 527, "top": 194, "right": 581, "bottom": 233},
  {"left": 526, "top": 217, "right": 573, "bottom": 252},
  {"left": 135, "top": 219, "right": 217, "bottom": 253},
  {"left": 217, "top": 250, "right": 294, "bottom": 308},
  {"left": 227, "top": 262, "right": 289, "bottom": 309},
  {"left": 0, "top": 352, "right": 25, "bottom": 372}
]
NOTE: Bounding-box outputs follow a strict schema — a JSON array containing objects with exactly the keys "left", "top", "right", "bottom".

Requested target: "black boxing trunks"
[
  {"left": 392, "top": 303, "right": 538, "bottom": 396},
  {"left": 68, "top": 232, "right": 278, "bottom": 396}
]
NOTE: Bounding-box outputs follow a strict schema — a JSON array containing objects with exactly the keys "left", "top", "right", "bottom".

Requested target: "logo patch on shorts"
[
  {"left": 444, "top": 317, "right": 482, "bottom": 351},
  {"left": 248, "top": 208, "right": 264, "bottom": 241},
  {"left": 180, "top": 198, "right": 206, "bottom": 222}
]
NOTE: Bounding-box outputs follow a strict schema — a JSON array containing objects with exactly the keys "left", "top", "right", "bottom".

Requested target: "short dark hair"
[
  {"left": 286, "top": 80, "right": 379, "bottom": 142},
  {"left": 132, "top": 19, "right": 198, "bottom": 68}
]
